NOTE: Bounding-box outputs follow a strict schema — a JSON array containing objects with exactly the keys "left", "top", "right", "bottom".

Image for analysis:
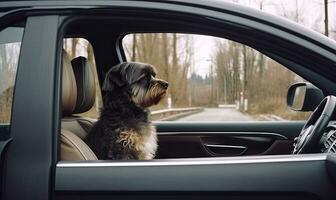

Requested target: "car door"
[{"left": 55, "top": 1, "right": 336, "bottom": 200}]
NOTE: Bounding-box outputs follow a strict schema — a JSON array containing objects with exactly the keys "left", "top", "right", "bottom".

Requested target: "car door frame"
[
  {"left": 3, "top": 15, "right": 62, "bottom": 200},
  {"left": 56, "top": 2, "right": 336, "bottom": 200}
]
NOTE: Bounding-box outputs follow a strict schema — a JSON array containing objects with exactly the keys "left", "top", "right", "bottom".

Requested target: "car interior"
[
  {"left": 60, "top": 50, "right": 98, "bottom": 160},
  {"left": 59, "top": 53, "right": 336, "bottom": 159},
  {"left": 59, "top": 13, "right": 336, "bottom": 161},
  {"left": 59, "top": 47, "right": 297, "bottom": 160}
]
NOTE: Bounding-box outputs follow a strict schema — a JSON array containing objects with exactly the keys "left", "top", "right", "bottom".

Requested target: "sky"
[{"left": 191, "top": 0, "right": 336, "bottom": 77}]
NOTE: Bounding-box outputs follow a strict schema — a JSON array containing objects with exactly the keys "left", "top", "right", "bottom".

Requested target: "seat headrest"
[
  {"left": 71, "top": 56, "right": 96, "bottom": 114},
  {"left": 62, "top": 51, "right": 77, "bottom": 116}
]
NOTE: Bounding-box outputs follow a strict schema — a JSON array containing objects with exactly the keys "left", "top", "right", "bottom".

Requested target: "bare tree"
[
  {"left": 324, "top": 0, "right": 329, "bottom": 36},
  {"left": 277, "top": 0, "right": 305, "bottom": 24},
  {"left": 253, "top": 0, "right": 269, "bottom": 10}
]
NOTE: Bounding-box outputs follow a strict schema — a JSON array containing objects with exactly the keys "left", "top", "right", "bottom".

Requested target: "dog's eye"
[{"left": 145, "top": 74, "right": 152, "bottom": 80}]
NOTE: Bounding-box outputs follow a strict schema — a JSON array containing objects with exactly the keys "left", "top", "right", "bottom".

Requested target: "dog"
[{"left": 85, "top": 62, "right": 168, "bottom": 160}]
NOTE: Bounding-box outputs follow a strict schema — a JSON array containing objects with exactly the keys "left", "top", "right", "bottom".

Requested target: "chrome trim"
[
  {"left": 157, "top": 132, "right": 288, "bottom": 140},
  {"left": 204, "top": 144, "right": 247, "bottom": 149},
  {"left": 57, "top": 154, "right": 326, "bottom": 168}
]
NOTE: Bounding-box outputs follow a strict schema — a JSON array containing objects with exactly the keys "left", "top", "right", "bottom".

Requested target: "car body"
[{"left": 0, "top": 0, "right": 336, "bottom": 200}]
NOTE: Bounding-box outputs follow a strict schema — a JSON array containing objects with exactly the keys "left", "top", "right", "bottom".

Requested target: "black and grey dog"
[{"left": 85, "top": 62, "right": 168, "bottom": 160}]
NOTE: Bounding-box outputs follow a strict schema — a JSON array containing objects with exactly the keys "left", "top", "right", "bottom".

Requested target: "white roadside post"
[
  {"left": 167, "top": 95, "right": 172, "bottom": 109},
  {"left": 244, "top": 99, "right": 248, "bottom": 112}
]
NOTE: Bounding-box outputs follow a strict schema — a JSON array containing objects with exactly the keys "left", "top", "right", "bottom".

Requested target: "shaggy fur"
[{"left": 85, "top": 62, "right": 168, "bottom": 160}]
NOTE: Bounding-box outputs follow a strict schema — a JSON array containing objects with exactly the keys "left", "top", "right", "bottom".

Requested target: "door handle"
[{"left": 204, "top": 144, "right": 248, "bottom": 156}]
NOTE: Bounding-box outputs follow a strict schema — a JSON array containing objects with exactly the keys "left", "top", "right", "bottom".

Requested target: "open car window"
[{"left": 122, "top": 33, "right": 311, "bottom": 122}]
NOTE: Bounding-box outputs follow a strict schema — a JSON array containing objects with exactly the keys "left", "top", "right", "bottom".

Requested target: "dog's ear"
[
  {"left": 124, "top": 62, "right": 153, "bottom": 84},
  {"left": 102, "top": 64, "right": 125, "bottom": 91}
]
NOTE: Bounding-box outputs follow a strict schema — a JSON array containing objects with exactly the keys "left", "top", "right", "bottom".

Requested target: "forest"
[{"left": 123, "top": 33, "right": 309, "bottom": 120}]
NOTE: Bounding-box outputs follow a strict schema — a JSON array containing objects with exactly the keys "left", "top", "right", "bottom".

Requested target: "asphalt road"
[{"left": 176, "top": 108, "right": 254, "bottom": 121}]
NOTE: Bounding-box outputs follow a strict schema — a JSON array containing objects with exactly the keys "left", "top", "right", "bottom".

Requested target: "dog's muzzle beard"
[{"left": 131, "top": 79, "right": 168, "bottom": 108}]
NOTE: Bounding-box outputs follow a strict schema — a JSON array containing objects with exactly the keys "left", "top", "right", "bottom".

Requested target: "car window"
[
  {"left": 0, "top": 27, "right": 23, "bottom": 141},
  {"left": 122, "top": 33, "right": 310, "bottom": 122},
  {"left": 63, "top": 38, "right": 102, "bottom": 119}
]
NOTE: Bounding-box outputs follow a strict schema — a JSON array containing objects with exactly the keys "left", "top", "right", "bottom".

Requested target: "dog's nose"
[{"left": 160, "top": 81, "right": 169, "bottom": 89}]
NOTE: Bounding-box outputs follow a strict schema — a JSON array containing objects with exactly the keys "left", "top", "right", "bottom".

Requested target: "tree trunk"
[
  {"left": 171, "top": 33, "right": 178, "bottom": 105},
  {"left": 162, "top": 33, "right": 170, "bottom": 107},
  {"left": 324, "top": 0, "right": 329, "bottom": 36},
  {"left": 242, "top": 45, "right": 248, "bottom": 109}
]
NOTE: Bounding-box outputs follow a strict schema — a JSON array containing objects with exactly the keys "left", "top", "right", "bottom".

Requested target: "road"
[{"left": 176, "top": 108, "right": 254, "bottom": 121}]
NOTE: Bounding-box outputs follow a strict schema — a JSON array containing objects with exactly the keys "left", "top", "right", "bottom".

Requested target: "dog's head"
[{"left": 102, "top": 62, "right": 168, "bottom": 108}]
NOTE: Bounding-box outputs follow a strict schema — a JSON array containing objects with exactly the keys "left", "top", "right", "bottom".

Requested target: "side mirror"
[{"left": 287, "top": 82, "right": 324, "bottom": 111}]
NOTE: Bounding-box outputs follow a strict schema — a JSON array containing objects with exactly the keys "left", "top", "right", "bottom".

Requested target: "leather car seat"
[
  {"left": 60, "top": 51, "right": 97, "bottom": 161},
  {"left": 61, "top": 56, "right": 96, "bottom": 140}
]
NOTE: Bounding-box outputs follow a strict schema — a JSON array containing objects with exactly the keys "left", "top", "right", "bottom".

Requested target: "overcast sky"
[
  {"left": 224, "top": 0, "right": 336, "bottom": 32},
  {"left": 192, "top": 0, "right": 336, "bottom": 77}
]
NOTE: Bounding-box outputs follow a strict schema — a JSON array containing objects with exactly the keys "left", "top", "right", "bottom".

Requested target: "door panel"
[
  {"left": 155, "top": 121, "right": 305, "bottom": 140},
  {"left": 155, "top": 122, "right": 303, "bottom": 158},
  {"left": 157, "top": 133, "right": 292, "bottom": 158},
  {"left": 55, "top": 154, "right": 335, "bottom": 200}
]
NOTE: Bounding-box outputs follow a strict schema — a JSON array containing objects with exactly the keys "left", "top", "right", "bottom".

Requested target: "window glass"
[
  {"left": 122, "top": 33, "right": 310, "bottom": 121},
  {"left": 63, "top": 38, "right": 102, "bottom": 118},
  {"left": 0, "top": 27, "right": 23, "bottom": 140}
]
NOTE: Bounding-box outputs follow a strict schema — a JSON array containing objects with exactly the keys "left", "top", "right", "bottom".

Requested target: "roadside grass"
[{"left": 247, "top": 102, "right": 310, "bottom": 121}]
